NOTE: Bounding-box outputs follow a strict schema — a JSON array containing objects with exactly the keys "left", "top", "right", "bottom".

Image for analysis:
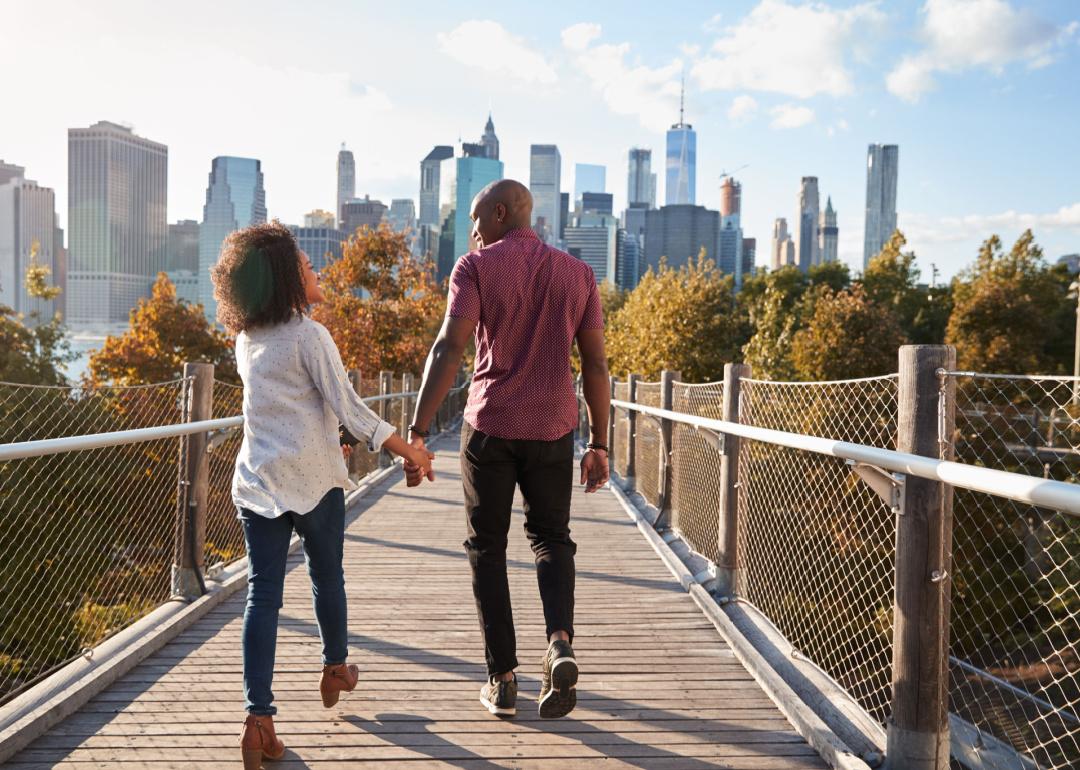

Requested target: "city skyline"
[{"left": 5, "top": 1, "right": 1079, "bottom": 281}]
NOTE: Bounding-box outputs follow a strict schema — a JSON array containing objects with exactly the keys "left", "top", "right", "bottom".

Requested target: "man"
[{"left": 404, "top": 179, "right": 610, "bottom": 719}]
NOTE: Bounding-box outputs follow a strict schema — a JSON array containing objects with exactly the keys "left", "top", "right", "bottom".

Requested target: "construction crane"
[{"left": 719, "top": 164, "right": 749, "bottom": 179}]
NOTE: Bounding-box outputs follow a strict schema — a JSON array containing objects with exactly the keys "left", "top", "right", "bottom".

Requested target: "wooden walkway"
[{"left": 7, "top": 430, "right": 827, "bottom": 769}]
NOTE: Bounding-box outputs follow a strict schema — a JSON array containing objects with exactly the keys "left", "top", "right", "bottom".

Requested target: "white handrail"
[
  {"left": 0, "top": 384, "right": 470, "bottom": 463},
  {"left": 611, "top": 398, "right": 1080, "bottom": 517}
]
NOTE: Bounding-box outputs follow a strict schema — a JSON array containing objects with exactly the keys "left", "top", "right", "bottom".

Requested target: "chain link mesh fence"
[
  {"left": 634, "top": 381, "right": 662, "bottom": 507},
  {"left": 945, "top": 372, "right": 1080, "bottom": 769},
  {"left": 671, "top": 381, "right": 725, "bottom": 562},
  {"left": 205, "top": 381, "right": 245, "bottom": 570},
  {"left": 737, "top": 375, "right": 899, "bottom": 724},
  {"left": 0, "top": 380, "right": 186, "bottom": 704},
  {"left": 613, "top": 380, "right": 629, "bottom": 478}
]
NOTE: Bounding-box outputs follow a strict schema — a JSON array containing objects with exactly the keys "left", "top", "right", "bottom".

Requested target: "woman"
[{"left": 211, "top": 222, "right": 434, "bottom": 769}]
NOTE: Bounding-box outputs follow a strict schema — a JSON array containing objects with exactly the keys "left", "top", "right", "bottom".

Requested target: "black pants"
[{"left": 460, "top": 421, "right": 577, "bottom": 677}]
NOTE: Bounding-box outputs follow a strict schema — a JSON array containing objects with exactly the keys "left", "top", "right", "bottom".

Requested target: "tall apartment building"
[
  {"left": 529, "top": 145, "right": 561, "bottom": 244},
  {"left": 337, "top": 144, "right": 355, "bottom": 226},
  {"left": 864, "top": 143, "right": 898, "bottom": 267},
  {"left": 197, "top": 156, "right": 266, "bottom": 320},
  {"left": 794, "top": 176, "right": 820, "bottom": 273},
  {"left": 67, "top": 121, "right": 167, "bottom": 326},
  {"left": 0, "top": 167, "right": 64, "bottom": 320},
  {"left": 819, "top": 197, "right": 838, "bottom": 264},
  {"left": 628, "top": 148, "right": 656, "bottom": 208},
  {"left": 665, "top": 83, "right": 696, "bottom": 205}
]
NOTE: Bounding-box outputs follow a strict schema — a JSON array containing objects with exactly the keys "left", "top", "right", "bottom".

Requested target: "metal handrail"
[
  {"left": 610, "top": 398, "right": 1080, "bottom": 517},
  {"left": 0, "top": 384, "right": 470, "bottom": 463}
]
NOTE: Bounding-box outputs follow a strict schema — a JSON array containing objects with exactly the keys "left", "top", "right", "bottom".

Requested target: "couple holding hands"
[{"left": 210, "top": 179, "right": 611, "bottom": 768}]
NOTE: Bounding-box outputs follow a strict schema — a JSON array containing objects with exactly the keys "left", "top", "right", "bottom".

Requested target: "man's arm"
[
  {"left": 577, "top": 328, "right": 610, "bottom": 492},
  {"left": 411, "top": 314, "right": 476, "bottom": 437}
]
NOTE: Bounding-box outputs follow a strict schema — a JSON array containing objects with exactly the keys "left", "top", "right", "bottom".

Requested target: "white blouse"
[{"left": 231, "top": 315, "right": 396, "bottom": 518}]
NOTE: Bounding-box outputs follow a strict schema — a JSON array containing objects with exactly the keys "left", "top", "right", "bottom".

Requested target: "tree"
[
  {"left": 740, "top": 266, "right": 810, "bottom": 380},
  {"left": 791, "top": 285, "right": 908, "bottom": 381},
  {"left": 0, "top": 243, "right": 73, "bottom": 386},
  {"left": 311, "top": 224, "right": 445, "bottom": 376},
  {"left": 946, "top": 230, "right": 1069, "bottom": 373},
  {"left": 606, "top": 255, "right": 741, "bottom": 381},
  {"left": 87, "top": 273, "right": 238, "bottom": 386},
  {"left": 861, "top": 230, "right": 951, "bottom": 344}
]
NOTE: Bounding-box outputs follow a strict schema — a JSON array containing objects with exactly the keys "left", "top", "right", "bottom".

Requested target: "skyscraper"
[
  {"left": 742, "top": 237, "right": 756, "bottom": 280},
  {"left": 581, "top": 193, "right": 613, "bottom": 216},
  {"left": 720, "top": 177, "right": 741, "bottom": 216},
  {"left": 388, "top": 198, "right": 417, "bottom": 252},
  {"left": 453, "top": 153, "right": 503, "bottom": 259},
  {"left": 643, "top": 205, "right": 719, "bottom": 274},
  {"left": 481, "top": 114, "right": 500, "bottom": 161},
  {"left": 794, "top": 176, "right": 820, "bottom": 273},
  {"left": 559, "top": 192, "right": 569, "bottom": 241},
  {"left": 303, "top": 210, "right": 336, "bottom": 228},
  {"left": 628, "top": 148, "right": 656, "bottom": 208},
  {"left": 820, "top": 197, "right": 838, "bottom": 264},
  {"left": 419, "top": 146, "right": 455, "bottom": 228},
  {"left": 198, "top": 156, "right": 266, "bottom": 320},
  {"left": 289, "top": 224, "right": 345, "bottom": 273},
  {"left": 337, "top": 144, "right": 355, "bottom": 226},
  {"left": 665, "top": 81, "right": 696, "bottom": 205},
  {"left": 68, "top": 121, "right": 167, "bottom": 326},
  {"left": 166, "top": 220, "right": 200, "bottom": 272},
  {"left": 771, "top": 218, "right": 795, "bottom": 271},
  {"left": 529, "top": 145, "right": 561, "bottom": 244},
  {"left": 0, "top": 168, "right": 63, "bottom": 320},
  {"left": 564, "top": 212, "right": 618, "bottom": 284},
  {"left": 864, "top": 143, "right": 898, "bottom": 267},
  {"left": 341, "top": 196, "right": 387, "bottom": 234},
  {"left": 574, "top": 164, "right": 606, "bottom": 203},
  {"left": 616, "top": 228, "right": 643, "bottom": 292},
  {"left": 718, "top": 218, "right": 743, "bottom": 287}
]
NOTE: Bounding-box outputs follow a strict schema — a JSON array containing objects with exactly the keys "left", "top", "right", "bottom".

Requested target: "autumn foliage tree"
[
  {"left": 87, "top": 273, "right": 238, "bottom": 385},
  {"left": 0, "top": 243, "right": 73, "bottom": 385},
  {"left": 311, "top": 224, "right": 445, "bottom": 376},
  {"left": 791, "top": 285, "right": 908, "bottom": 380},
  {"left": 606, "top": 255, "right": 741, "bottom": 381}
]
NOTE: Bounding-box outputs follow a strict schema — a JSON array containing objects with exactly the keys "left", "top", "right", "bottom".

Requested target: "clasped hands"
[{"left": 404, "top": 435, "right": 436, "bottom": 487}]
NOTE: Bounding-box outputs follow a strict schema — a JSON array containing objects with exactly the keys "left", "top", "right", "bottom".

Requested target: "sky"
[{"left": 4, "top": 0, "right": 1079, "bottom": 280}]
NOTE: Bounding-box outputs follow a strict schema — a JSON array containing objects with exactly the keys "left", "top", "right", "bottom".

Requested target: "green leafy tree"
[
  {"left": 0, "top": 243, "right": 73, "bottom": 385},
  {"left": 861, "top": 230, "right": 951, "bottom": 344},
  {"left": 88, "top": 273, "right": 238, "bottom": 385},
  {"left": 741, "top": 266, "right": 809, "bottom": 380},
  {"left": 606, "top": 255, "right": 741, "bottom": 381},
  {"left": 791, "top": 285, "right": 908, "bottom": 380},
  {"left": 946, "top": 230, "right": 1069, "bottom": 373}
]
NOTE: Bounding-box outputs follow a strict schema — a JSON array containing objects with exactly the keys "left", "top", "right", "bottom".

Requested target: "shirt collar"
[{"left": 502, "top": 227, "right": 539, "bottom": 241}]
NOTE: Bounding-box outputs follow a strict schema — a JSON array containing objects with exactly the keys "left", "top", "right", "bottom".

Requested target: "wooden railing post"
[
  {"left": 886, "top": 345, "right": 956, "bottom": 770},
  {"left": 656, "top": 369, "right": 680, "bottom": 528},
  {"left": 378, "top": 370, "right": 393, "bottom": 468},
  {"left": 401, "top": 373, "right": 414, "bottom": 439},
  {"left": 173, "top": 362, "right": 213, "bottom": 600},
  {"left": 717, "top": 362, "right": 750, "bottom": 597},
  {"left": 624, "top": 373, "right": 639, "bottom": 485},
  {"left": 347, "top": 370, "right": 364, "bottom": 477}
]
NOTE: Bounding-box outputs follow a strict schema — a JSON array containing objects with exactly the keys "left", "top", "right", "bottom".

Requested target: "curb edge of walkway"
[
  {"left": 605, "top": 478, "right": 872, "bottom": 770},
  {"left": 0, "top": 426, "right": 460, "bottom": 764}
]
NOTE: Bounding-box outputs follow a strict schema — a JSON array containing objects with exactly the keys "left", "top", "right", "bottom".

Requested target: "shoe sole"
[
  {"left": 480, "top": 689, "right": 516, "bottom": 717},
  {"left": 539, "top": 657, "right": 578, "bottom": 719}
]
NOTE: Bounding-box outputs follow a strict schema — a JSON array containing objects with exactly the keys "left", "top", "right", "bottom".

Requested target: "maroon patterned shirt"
[{"left": 447, "top": 227, "right": 604, "bottom": 441}]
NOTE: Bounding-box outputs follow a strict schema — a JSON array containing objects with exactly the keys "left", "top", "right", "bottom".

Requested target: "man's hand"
[
  {"left": 580, "top": 448, "right": 609, "bottom": 493},
  {"left": 404, "top": 435, "right": 435, "bottom": 487}
]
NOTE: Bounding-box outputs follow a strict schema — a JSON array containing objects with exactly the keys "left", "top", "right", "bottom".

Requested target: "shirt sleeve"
[
  {"left": 578, "top": 270, "right": 604, "bottom": 332},
  {"left": 447, "top": 254, "right": 481, "bottom": 321},
  {"left": 300, "top": 320, "right": 396, "bottom": 452}
]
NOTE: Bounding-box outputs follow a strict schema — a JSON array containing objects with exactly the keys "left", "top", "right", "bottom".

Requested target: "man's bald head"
[{"left": 469, "top": 179, "right": 533, "bottom": 250}]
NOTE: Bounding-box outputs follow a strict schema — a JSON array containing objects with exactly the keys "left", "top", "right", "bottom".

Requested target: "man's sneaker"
[
  {"left": 538, "top": 639, "right": 578, "bottom": 719},
  {"left": 480, "top": 674, "right": 517, "bottom": 717}
]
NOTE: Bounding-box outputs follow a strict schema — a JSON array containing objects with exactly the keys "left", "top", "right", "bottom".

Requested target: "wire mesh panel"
[
  {"left": 205, "top": 381, "right": 245, "bottom": 569},
  {"left": 737, "top": 375, "right": 899, "bottom": 723},
  {"left": 634, "top": 381, "right": 662, "bottom": 505},
  {"left": 671, "top": 381, "right": 724, "bottom": 561},
  {"left": 613, "top": 380, "right": 629, "bottom": 478},
  {"left": 946, "top": 373, "right": 1080, "bottom": 769},
  {"left": 0, "top": 380, "right": 186, "bottom": 704}
]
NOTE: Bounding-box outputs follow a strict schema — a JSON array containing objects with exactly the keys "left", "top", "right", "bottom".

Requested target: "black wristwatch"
[
  {"left": 408, "top": 424, "right": 431, "bottom": 438},
  {"left": 586, "top": 442, "right": 609, "bottom": 453}
]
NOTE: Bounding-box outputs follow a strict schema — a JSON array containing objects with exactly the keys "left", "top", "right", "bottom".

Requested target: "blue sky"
[{"left": 4, "top": 0, "right": 1079, "bottom": 280}]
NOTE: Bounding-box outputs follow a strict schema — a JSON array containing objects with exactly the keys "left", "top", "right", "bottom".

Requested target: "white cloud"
[
  {"left": 561, "top": 22, "right": 602, "bottom": 52},
  {"left": 560, "top": 23, "right": 683, "bottom": 133},
  {"left": 826, "top": 117, "right": 850, "bottom": 136},
  {"left": 887, "top": 0, "right": 1075, "bottom": 102},
  {"left": 438, "top": 20, "right": 557, "bottom": 84},
  {"left": 769, "top": 103, "right": 815, "bottom": 129},
  {"left": 692, "top": 0, "right": 886, "bottom": 97},
  {"left": 902, "top": 203, "right": 1080, "bottom": 245},
  {"left": 727, "top": 94, "right": 758, "bottom": 123}
]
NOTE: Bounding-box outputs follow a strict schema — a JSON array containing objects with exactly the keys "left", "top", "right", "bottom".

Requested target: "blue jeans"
[{"left": 239, "top": 487, "right": 348, "bottom": 716}]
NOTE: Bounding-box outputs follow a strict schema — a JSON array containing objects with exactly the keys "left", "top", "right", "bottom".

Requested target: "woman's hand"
[{"left": 406, "top": 443, "right": 436, "bottom": 484}]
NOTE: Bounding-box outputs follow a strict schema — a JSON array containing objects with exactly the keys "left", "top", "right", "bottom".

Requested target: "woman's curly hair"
[{"left": 210, "top": 221, "right": 308, "bottom": 334}]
